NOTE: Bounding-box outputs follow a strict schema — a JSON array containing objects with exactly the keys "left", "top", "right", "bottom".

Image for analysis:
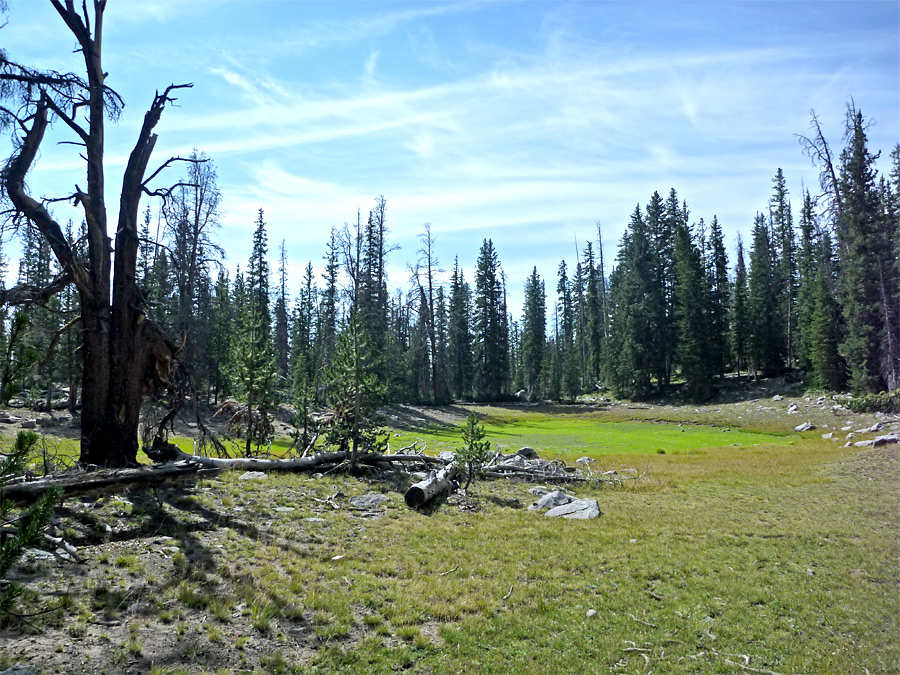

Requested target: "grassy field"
[{"left": 2, "top": 400, "right": 898, "bottom": 674}]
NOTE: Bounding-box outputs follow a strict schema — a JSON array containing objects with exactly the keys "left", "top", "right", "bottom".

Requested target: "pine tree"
[
  {"left": 521, "top": 267, "right": 546, "bottom": 400},
  {"left": 795, "top": 190, "right": 818, "bottom": 373},
  {"left": 673, "top": 222, "right": 714, "bottom": 401},
  {"left": 808, "top": 232, "right": 844, "bottom": 390},
  {"left": 273, "top": 241, "right": 291, "bottom": 382},
  {"left": 706, "top": 216, "right": 730, "bottom": 379},
  {"left": 473, "top": 240, "right": 508, "bottom": 401},
  {"left": 447, "top": 259, "right": 473, "bottom": 400},
  {"left": 837, "top": 107, "right": 897, "bottom": 392},
  {"left": 604, "top": 205, "right": 656, "bottom": 398},
  {"left": 748, "top": 212, "right": 784, "bottom": 377},
  {"left": 770, "top": 168, "right": 797, "bottom": 367},
  {"left": 731, "top": 235, "right": 750, "bottom": 377}
]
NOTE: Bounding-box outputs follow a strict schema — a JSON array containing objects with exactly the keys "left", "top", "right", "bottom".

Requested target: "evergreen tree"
[
  {"left": 795, "top": 190, "right": 818, "bottom": 373},
  {"left": 520, "top": 267, "right": 546, "bottom": 400},
  {"left": 604, "top": 205, "right": 656, "bottom": 398},
  {"left": 770, "top": 168, "right": 797, "bottom": 366},
  {"left": 837, "top": 106, "right": 898, "bottom": 392},
  {"left": 747, "top": 212, "right": 784, "bottom": 377},
  {"left": 473, "top": 239, "right": 508, "bottom": 400},
  {"left": 447, "top": 259, "right": 473, "bottom": 400},
  {"left": 273, "top": 240, "right": 291, "bottom": 381},
  {"left": 673, "top": 222, "right": 714, "bottom": 401},
  {"left": 706, "top": 216, "right": 730, "bottom": 379},
  {"left": 808, "top": 232, "right": 844, "bottom": 390},
  {"left": 731, "top": 235, "right": 749, "bottom": 377}
]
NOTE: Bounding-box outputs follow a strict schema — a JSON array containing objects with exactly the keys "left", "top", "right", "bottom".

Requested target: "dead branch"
[{"left": 1, "top": 460, "right": 222, "bottom": 506}]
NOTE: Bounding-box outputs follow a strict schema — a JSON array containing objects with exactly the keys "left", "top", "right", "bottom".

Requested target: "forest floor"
[{"left": 1, "top": 379, "right": 898, "bottom": 674}]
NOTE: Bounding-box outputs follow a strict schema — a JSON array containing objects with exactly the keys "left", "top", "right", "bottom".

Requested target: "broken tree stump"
[{"left": 404, "top": 465, "right": 460, "bottom": 508}]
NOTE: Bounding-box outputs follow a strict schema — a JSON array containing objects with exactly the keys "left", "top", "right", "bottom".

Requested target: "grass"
[{"left": 1, "top": 401, "right": 897, "bottom": 674}]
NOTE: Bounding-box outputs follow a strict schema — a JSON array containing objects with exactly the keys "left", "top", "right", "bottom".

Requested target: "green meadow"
[{"left": 3, "top": 402, "right": 898, "bottom": 675}]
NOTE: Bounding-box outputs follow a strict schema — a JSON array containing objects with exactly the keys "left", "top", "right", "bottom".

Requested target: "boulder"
[
  {"left": 528, "top": 490, "right": 575, "bottom": 511},
  {"left": 854, "top": 440, "right": 875, "bottom": 447},
  {"left": 873, "top": 433, "right": 898, "bottom": 447},
  {"left": 544, "top": 499, "right": 601, "bottom": 519},
  {"left": 238, "top": 471, "right": 267, "bottom": 481},
  {"left": 794, "top": 422, "right": 815, "bottom": 432},
  {"left": 529, "top": 486, "right": 550, "bottom": 496}
]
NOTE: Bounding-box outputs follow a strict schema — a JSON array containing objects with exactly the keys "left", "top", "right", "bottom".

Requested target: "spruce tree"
[
  {"left": 706, "top": 216, "right": 730, "bottom": 379},
  {"left": 748, "top": 212, "right": 784, "bottom": 377},
  {"left": 770, "top": 168, "right": 797, "bottom": 366},
  {"left": 473, "top": 239, "right": 508, "bottom": 401},
  {"left": 731, "top": 235, "right": 749, "bottom": 377},
  {"left": 837, "top": 107, "right": 897, "bottom": 392},
  {"left": 673, "top": 222, "right": 714, "bottom": 401},
  {"left": 521, "top": 267, "right": 546, "bottom": 400},
  {"left": 447, "top": 259, "right": 473, "bottom": 400}
]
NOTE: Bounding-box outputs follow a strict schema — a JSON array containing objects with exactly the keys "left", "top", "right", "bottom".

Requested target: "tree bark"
[{"left": 404, "top": 465, "right": 459, "bottom": 509}]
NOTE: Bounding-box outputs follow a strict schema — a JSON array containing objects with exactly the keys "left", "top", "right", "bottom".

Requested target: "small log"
[
  {"left": 404, "top": 465, "right": 460, "bottom": 508},
  {"left": 2, "top": 460, "right": 222, "bottom": 506}
]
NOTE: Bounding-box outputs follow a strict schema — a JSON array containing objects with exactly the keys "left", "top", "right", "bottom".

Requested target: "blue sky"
[{"left": 2, "top": 0, "right": 898, "bottom": 314}]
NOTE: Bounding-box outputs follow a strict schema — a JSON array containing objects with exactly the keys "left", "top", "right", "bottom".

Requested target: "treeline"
[{"left": 0, "top": 106, "right": 897, "bottom": 425}]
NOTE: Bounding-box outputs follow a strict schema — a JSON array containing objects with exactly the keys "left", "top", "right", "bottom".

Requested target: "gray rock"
[
  {"left": 528, "top": 490, "right": 575, "bottom": 511},
  {"left": 529, "top": 486, "right": 550, "bottom": 496},
  {"left": 238, "top": 471, "right": 267, "bottom": 481},
  {"left": 854, "top": 440, "right": 875, "bottom": 447},
  {"left": 873, "top": 433, "right": 898, "bottom": 447},
  {"left": 841, "top": 426, "right": 853, "bottom": 431},
  {"left": 794, "top": 422, "right": 815, "bottom": 432},
  {"left": 772, "top": 395, "right": 783, "bottom": 401},
  {"left": 821, "top": 432, "right": 833, "bottom": 440},
  {"left": 544, "top": 499, "right": 601, "bottom": 519},
  {"left": 19, "top": 419, "right": 36, "bottom": 429},
  {"left": 274, "top": 507, "right": 296, "bottom": 513},
  {"left": 1, "top": 666, "right": 43, "bottom": 675},
  {"left": 575, "top": 456, "right": 596, "bottom": 465},
  {"left": 305, "top": 517, "right": 327, "bottom": 523},
  {"left": 816, "top": 396, "right": 826, "bottom": 405},
  {"left": 516, "top": 447, "right": 540, "bottom": 459},
  {"left": 787, "top": 403, "right": 799, "bottom": 414},
  {"left": 0, "top": 415, "right": 19, "bottom": 424},
  {"left": 349, "top": 493, "right": 389, "bottom": 509},
  {"left": 438, "top": 450, "right": 456, "bottom": 462},
  {"left": 22, "top": 548, "right": 56, "bottom": 562},
  {"left": 862, "top": 423, "right": 884, "bottom": 434}
]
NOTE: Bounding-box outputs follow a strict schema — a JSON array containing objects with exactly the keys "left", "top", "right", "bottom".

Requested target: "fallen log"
[
  {"left": 2, "top": 460, "right": 222, "bottom": 506},
  {"left": 147, "top": 442, "right": 446, "bottom": 472},
  {"left": 404, "top": 465, "right": 460, "bottom": 508}
]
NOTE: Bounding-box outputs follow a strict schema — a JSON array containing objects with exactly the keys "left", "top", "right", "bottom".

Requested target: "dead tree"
[{"left": 1, "top": 1, "right": 190, "bottom": 466}]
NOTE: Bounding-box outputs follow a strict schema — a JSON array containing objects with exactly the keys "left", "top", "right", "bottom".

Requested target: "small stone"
[
  {"left": 586, "top": 609, "right": 597, "bottom": 618},
  {"left": 274, "top": 507, "right": 295, "bottom": 513},
  {"left": 529, "top": 486, "right": 550, "bottom": 496},
  {"left": 854, "top": 440, "right": 875, "bottom": 447},
  {"left": 629, "top": 538, "right": 638, "bottom": 544},
  {"left": 794, "top": 422, "right": 815, "bottom": 432},
  {"left": 772, "top": 395, "right": 783, "bottom": 401},
  {"left": 238, "top": 471, "right": 267, "bottom": 481},
  {"left": 841, "top": 426, "right": 852, "bottom": 431},
  {"left": 821, "top": 432, "right": 833, "bottom": 440},
  {"left": 787, "top": 403, "right": 799, "bottom": 414},
  {"left": 438, "top": 450, "right": 456, "bottom": 462},
  {"left": 305, "top": 517, "right": 326, "bottom": 523}
]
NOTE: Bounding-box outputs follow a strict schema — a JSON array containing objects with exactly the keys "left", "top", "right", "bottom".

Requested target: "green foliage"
[
  {"left": 322, "top": 311, "right": 388, "bottom": 465},
  {"left": 1, "top": 431, "right": 60, "bottom": 620},
  {"left": 454, "top": 414, "right": 491, "bottom": 489},
  {"left": 473, "top": 239, "right": 510, "bottom": 401},
  {"left": 845, "top": 389, "right": 900, "bottom": 414}
]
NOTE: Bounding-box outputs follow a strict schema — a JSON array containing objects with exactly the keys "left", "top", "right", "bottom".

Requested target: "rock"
[
  {"left": 36, "top": 417, "right": 57, "bottom": 427},
  {"left": 410, "top": 471, "right": 428, "bottom": 481},
  {"left": 854, "top": 440, "right": 875, "bottom": 447},
  {"left": 794, "top": 422, "right": 815, "bottom": 432},
  {"left": 586, "top": 609, "right": 597, "bottom": 618},
  {"left": 544, "top": 499, "right": 601, "bottom": 519},
  {"left": 22, "top": 548, "right": 56, "bottom": 562},
  {"left": 274, "top": 507, "right": 295, "bottom": 513},
  {"left": 821, "top": 432, "right": 833, "bottom": 440},
  {"left": 787, "top": 403, "right": 799, "bottom": 414},
  {"left": 438, "top": 450, "right": 456, "bottom": 462},
  {"left": 772, "top": 395, "right": 783, "bottom": 401},
  {"left": 862, "top": 423, "right": 884, "bottom": 433},
  {"left": 516, "top": 447, "right": 540, "bottom": 459},
  {"left": 873, "top": 433, "right": 898, "bottom": 447},
  {"left": 19, "top": 419, "right": 36, "bottom": 429},
  {"left": 816, "top": 396, "right": 826, "bottom": 405},
  {"left": 528, "top": 490, "right": 575, "bottom": 511},
  {"left": 841, "top": 426, "right": 852, "bottom": 431},
  {"left": 529, "top": 486, "right": 550, "bottom": 496},
  {"left": 875, "top": 411, "right": 888, "bottom": 420},
  {"left": 846, "top": 432, "right": 855, "bottom": 439},
  {"left": 575, "top": 457, "right": 596, "bottom": 465},
  {"left": 238, "top": 471, "right": 267, "bottom": 481},
  {"left": 1, "top": 666, "right": 43, "bottom": 675},
  {"left": 305, "top": 517, "right": 327, "bottom": 523},
  {"left": 350, "top": 493, "right": 389, "bottom": 509}
]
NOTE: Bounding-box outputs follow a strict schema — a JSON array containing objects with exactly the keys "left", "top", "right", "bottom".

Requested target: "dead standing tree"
[{"left": 1, "top": 1, "right": 189, "bottom": 466}]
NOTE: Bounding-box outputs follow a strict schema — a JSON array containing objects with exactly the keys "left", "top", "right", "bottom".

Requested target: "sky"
[{"left": 1, "top": 0, "right": 898, "bottom": 316}]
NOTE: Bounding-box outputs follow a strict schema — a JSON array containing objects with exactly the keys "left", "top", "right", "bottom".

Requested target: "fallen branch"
[
  {"left": 404, "top": 465, "right": 460, "bottom": 508},
  {"left": 1, "top": 460, "right": 222, "bottom": 506}
]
